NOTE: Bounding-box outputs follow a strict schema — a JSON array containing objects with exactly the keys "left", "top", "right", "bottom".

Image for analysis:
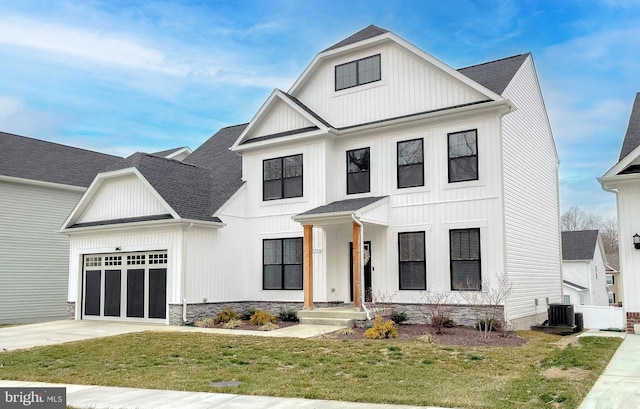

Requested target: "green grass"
[{"left": 0, "top": 331, "right": 621, "bottom": 409}]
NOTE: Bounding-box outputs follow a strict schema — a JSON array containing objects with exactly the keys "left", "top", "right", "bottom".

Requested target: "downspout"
[
  {"left": 352, "top": 214, "right": 372, "bottom": 320},
  {"left": 181, "top": 222, "right": 194, "bottom": 323}
]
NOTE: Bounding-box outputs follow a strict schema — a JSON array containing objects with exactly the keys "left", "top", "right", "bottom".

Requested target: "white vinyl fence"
[{"left": 574, "top": 305, "right": 624, "bottom": 329}]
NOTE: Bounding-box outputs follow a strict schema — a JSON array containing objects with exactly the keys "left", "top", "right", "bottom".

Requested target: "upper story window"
[
  {"left": 448, "top": 129, "right": 478, "bottom": 183},
  {"left": 606, "top": 274, "right": 614, "bottom": 285},
  {"left": 450, "top": 228, "right": 481, "bottom": 291},
  {"left": 263, "top": 154, "right": 303, "bottom": 201},
  {"left": 335, "top": 54, "right": 381, "bottom": 91},
  {"left": 397, "top": 139, "right": 424, "bottom": 188},
  {"left": 347, "top": 147, "right": 370, "bottom": 194}
]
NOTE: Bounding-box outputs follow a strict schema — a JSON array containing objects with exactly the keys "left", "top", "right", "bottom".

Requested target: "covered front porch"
[{"left": 292, "top": 196, "right": 389, "bottom": 315}]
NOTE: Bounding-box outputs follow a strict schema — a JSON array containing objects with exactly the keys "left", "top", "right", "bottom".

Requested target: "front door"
[{"left": 349, "top": 241, "right": 372, "bottom": 302}]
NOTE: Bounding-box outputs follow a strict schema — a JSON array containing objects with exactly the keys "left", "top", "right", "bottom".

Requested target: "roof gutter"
[{"left": 59, "top": 218, "right": 225, "bottom": 235}]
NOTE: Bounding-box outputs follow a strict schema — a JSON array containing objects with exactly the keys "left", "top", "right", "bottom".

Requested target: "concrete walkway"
[
  {"left": 0, "top": 380, "right": 443, "bottom": 409},
  {"left": 0, "top": 320, "right": 344, "bottom": 351},
  {"left": 578, "top": 331, "right": 640, "bottom": 409}
]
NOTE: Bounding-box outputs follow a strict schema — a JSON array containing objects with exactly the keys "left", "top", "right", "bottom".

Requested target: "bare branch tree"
[
  {"left": 460, "top": 272, "right": 512, "bottom": 338},
  {"left": 560, "top": 206, "right": 618, "bottom": 253}
]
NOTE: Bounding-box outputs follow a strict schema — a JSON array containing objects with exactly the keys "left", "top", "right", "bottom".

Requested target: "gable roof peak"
[
  {"left": 458, "top": 53, "right": 530, "bottom": 95},
  {"left": 323, "top": 25, "right": 389, "bottom": 52},
  {"left": 619, "top": 92, "right": 640, "bottom": 161}
]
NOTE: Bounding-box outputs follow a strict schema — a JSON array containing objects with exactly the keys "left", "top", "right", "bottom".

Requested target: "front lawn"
[{"left": 0, "top": 330, "right": 621, "bottom": 409}]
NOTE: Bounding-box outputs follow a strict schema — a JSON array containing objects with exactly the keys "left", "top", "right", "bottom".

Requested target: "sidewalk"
[
  {"left": 578, "top": 331, "right": 640, "bottom": 409},
  {"left": 0, "top": 380, "right": 447, "bottom": 409}
]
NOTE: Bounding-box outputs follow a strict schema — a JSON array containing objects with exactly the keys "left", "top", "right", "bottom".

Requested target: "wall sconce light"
[
  {"left": 115, "top": 247, "right": 122, "bottom": 251},
  {"left": 634, "top": 234, "right": 640, "bottom": 250}
]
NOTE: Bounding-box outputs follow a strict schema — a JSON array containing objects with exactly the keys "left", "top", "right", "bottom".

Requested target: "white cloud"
[
  {"left": 0, "top": 15, "right": 189, "bottom": 76},
  {"left": 0, "top": 95, "right": 69, "bottom": 136}
]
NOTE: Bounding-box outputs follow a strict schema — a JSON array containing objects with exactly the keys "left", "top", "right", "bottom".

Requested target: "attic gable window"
[
  {"left": 335, "top": 54, "right": 381, "bottom": 91},
  {"left": 263, "top": 154, "right": 303, "bottom": 201}
]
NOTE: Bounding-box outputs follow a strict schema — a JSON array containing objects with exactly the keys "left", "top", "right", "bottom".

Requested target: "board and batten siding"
[
  {"left": 248, "top": 99, "right": 314, "bottom": 140},
  {"left": 295, "top": 42, "right": 487, "bottom": 129},
  {"left": 501, "top": 56, "right": 563, "bottom": 323},
  {"left": 78, "top": 174, "right": 169, "bottom": 224},
  {"left": 0, "top": 181, "right": 82, "bottom": 322},
  {"left": 617, "top": 181, "right": 640, "bottom": 312}
]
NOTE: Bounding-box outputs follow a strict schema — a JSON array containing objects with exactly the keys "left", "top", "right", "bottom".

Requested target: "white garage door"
[{"left": 82, "top": 251, "right": 167, "bottom": 321}]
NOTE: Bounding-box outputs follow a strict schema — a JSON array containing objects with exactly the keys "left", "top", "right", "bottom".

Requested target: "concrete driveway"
[
  {"left": 0, "top": 320, "right": 169, "bottom": 351},
  {"left": 0, "top": 320, "right": 344, "bottom": 351}
]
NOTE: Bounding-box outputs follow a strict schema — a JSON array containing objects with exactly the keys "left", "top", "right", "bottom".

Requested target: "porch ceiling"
[{"left": 292, "top": 196, "right": 389, "bottom": 226}]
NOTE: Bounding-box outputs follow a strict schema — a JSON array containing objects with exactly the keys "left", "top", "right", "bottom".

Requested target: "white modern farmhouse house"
[
  {"left": 61, "top": 25, "right": 562, "bottom": 329},
  {"left": 599, "top": 92, "right": 640, "bottom": 333}
]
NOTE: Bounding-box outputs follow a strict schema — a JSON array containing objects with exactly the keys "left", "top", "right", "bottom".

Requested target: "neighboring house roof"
[
  {"left": 561, "top": 230, "right": 599, "bottom": 260},
  {"left": 563, "top": 280, "right": 588, "bottom": 291},
  {"left": 105, "top": 153, "right": 221, "bottom": 223},
  {"left": 619, "top": 92, "right": 640, "bottom": 161},
  {"left": 0, "top": 131, "right": 121, "bottom": 187},
  {"left": 458, "top": 54, "right": 530, "bottom": 95},
  {"left": 323, "top": 25, "right": 389, "bottom": 52},
  {"left": 605, "top": 252, "right": 620, "bottom": 272},
  {"left": 297, "top": 196, "right": 388, "bottom": 216},
  {"left": 153, "top": 146, "right": 192, "bottom": 160}
]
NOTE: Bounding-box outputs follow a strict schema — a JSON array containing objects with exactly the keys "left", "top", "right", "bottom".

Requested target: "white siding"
[
  {"left": 0, "top": 181, "right": 81, "bottom": 322},
  {"left": 78, "top": 175, "right": 169, "bottom": 224},
  {"left": 617, "top": 179, "right": 640, "bottom": 312},
  {"left": 590, "top": 243, "right": 610, "bottom": 306},
  {"left": 295, "top": 42, "right": 487, "bottom": 128},
  {"left": 501, "top": 56, "right": 563, "bottom": 322},
  {"left": 248, "top": 99, "right": 314, "bottom": 140}
]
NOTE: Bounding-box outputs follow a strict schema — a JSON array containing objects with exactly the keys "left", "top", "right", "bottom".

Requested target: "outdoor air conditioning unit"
[{"left": 548, "top": 304, "right": 575, "bottom": 326}]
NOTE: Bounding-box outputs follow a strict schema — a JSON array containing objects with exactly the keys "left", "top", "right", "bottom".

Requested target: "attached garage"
[{"left": 82, "top": 251, "right": 167, "bottom": 322}]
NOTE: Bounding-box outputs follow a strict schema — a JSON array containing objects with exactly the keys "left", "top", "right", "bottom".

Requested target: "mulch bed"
[{"left": 327, "top": 324, "right": 527, "bottom": 347}]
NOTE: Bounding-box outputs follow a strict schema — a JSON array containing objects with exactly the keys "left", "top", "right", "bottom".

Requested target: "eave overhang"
[
  {"left": 59, "top": 217, "right": 225, "bottom": 235},
  {"left": 0, "top": 174, "right": 86, "bottom": 192}
]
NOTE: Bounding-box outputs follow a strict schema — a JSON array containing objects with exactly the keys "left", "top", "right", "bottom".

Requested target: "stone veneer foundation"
[{"left": 67, "top": 302, "right": 76, "bottom": 319}]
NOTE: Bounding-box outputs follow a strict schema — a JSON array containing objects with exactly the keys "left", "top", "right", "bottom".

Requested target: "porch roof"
[
  {"left": 563, "top": 280, "right": 588, "bottom": 291},
  {"left": 292, "top": 196, "right": 389, "bottom": 226}
]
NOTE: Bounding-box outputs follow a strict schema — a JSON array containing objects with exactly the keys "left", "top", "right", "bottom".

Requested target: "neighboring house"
[
  {"left": 561, "top": 230, "right": 609, "bottom": 306},
  {"left": 153, "top": 147, "right": 192, "bottom": 161},
  {"left": 605, "top": 252, "right": 622, "bottom": 306},
  {"left": 0, "top": 132, "right": 121, "bottom": 323},
  {"left": 61, "top": 25, "right": 562, "bottom": 329},
  {"left": 599, "top": 92, "right": 640, "bottom": 332}
]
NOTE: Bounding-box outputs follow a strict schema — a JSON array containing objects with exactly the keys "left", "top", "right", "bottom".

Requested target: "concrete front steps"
[{"left": 297, "top": 306, "right": 367, "bottom": 327}]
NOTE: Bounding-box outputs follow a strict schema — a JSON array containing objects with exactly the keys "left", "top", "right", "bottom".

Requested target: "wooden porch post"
[
  {"left": 352, "top": 221, "right": 362, "bottom": 309},
  {"left": 303, "top": 224, "right": 314, "bottom": 309}
]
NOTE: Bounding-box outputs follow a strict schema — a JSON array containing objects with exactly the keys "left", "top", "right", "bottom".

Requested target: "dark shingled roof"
[
  {"left": 0, "top": 131, "right": 121, "bottom": 187},
  {"left": 619, "top": 92, "right": 640, "bottom": 161},
  {"left": 563, "top": 280, "right": 588, "bottom": 291},
  {"left": 458, "top": 53, "right": 529, "bottom": 95},
  {"left": 561, "top": 230, "right": 599, "bottom": 261},
  {"left": 106, "top": 153, "right": 221, "bottom": 223},
  {"left": 297, "top": 196, "right": 387, "bottom": 216},
  {"left": 184, "top": 123, "right": 247, "bottom": 215},
  {"left": 323, "top": 25, "right": 389, "bottom": 52}
]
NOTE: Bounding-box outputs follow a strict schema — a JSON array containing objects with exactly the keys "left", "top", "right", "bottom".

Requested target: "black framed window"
[
  {"left": 450, "top": 228, "right": 481, "bottom": 291},
  {"left": 398, "top": 232, "right": 426, "bottom": 290},
  {"left": 347, "top": 147, "right": 370, "bottom": 194},
  {"left": 263, "top": 154, "right": 303, "bottom": 200},
  {"left": 397, "top": 139, "right": 424, "bottom": 188},
  {"left": 263, "top": 238, "right": 303, "bottom": 290},
  {"left": 335, "top": 54, "right": 381, "bottom": 91},
  {"left": 448, "top": 129, "right": 478, "bottom": 182}
]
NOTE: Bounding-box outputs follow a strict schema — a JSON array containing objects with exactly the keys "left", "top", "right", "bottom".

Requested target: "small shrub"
[
  {"left": 390, "top": 310, "right": 407, "bottom": 324},
  {"left": 194, "top": 317, "right": 215, "bottom": 328},
  {"left": 223, "top": 319, "right": 243, "bottom": 329},
  {"left": 214, "top": 307, "right": 239, "bottom": 324},
  {"left": 418, "top": 334, "right": 433, "bottom": 343},
  {"left": 259, "top": 322, "right": 279, "bottom": 331},
  {"left": 430, "top": 314, "right": 453, "bottom": 334},
  {"left": 364, "top": 315, "right": 398, "bottom": 339},
  {"left": 475, "top": 318, "right": 501, "bottom": 332},
  {"left": 241, "top": 308, "right": 257, "bottom": 321},
  {"left": 278, "top": 308, "right": 299, "bottom": 322},
  {"left": 444, "top": 318, "right": 457, "bottom": 328},
  {"left": 250, "top": 310, "right": 277, "bottom": 325}
]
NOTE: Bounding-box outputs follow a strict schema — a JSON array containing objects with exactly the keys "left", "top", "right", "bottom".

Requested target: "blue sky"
[{"left": 0, "top": 1, "right": 639, "bottom": 218}]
